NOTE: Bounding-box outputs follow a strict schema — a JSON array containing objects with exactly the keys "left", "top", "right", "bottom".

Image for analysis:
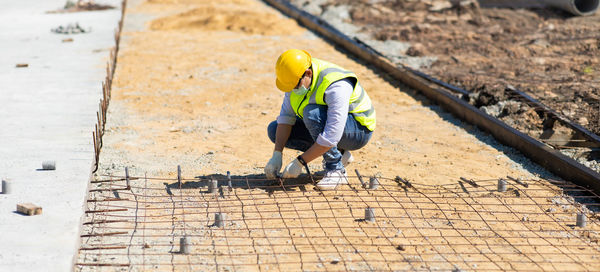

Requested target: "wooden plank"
[{"left": 16, "top": 203, "right": 42, "bottom": 216}]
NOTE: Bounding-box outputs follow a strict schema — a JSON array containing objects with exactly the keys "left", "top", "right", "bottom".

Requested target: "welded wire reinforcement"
[{"left": 76, "top": 170, "right": 600, "bottom": 271}]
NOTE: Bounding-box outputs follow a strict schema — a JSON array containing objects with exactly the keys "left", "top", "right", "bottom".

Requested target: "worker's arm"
[
  {"left": 265, "top": 125, "right": 291, "bottom": 179},
  {"left": 299, "top": 142, "right": 330, "bottom": 162},
  {"left": 265, "top": 93, "right": 296, "bottom": 179},
  {"left": 274, "top": 124, "right": 292, "bottom": 152},
  {"left": 274, "top": 92, "right": 296, "bottom": 151}
]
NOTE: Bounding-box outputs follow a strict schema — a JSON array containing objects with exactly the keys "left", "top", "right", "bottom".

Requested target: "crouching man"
[{"left": 264, "top": 49, "right": 376, "bottom": 190}]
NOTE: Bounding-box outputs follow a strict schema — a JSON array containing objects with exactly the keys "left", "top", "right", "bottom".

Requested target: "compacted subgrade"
[{"left": 76, "top": 0, "right": 600, "bottom": 270}]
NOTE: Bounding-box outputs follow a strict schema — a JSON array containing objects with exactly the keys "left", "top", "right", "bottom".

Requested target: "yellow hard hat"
[{"left": 275, "top": 49, "right": 312, "bottom": 92}]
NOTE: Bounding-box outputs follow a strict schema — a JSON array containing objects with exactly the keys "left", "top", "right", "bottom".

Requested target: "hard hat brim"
[{"left": 276, "top": 77, "right": 294, "bottom": 92}]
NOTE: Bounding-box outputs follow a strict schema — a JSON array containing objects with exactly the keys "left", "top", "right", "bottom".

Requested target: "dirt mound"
[{"left": 150, "top": 6, "right": 302, "bottom": 35}]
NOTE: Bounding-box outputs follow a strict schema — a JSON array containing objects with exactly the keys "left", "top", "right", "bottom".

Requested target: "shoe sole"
[{"left": 316, "top": 181, "right": 349, "bottom": 190}]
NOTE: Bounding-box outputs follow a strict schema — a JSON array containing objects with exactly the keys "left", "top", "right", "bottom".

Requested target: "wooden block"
[{"left": 17, "top": 203, "right": 42, "bottom": 216}]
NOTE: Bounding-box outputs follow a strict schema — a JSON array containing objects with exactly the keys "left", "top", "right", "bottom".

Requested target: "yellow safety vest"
[{"left": 289, "top": 58, "right": 376, "bottom": 131}]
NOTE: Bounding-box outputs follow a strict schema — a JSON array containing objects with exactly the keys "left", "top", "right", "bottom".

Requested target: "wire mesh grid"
[{"left": 76, "top": 170, "right": 600, "bottom": 271}]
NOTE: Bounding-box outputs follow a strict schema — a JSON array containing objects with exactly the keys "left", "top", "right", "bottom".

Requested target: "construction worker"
[{"left": 265, "top": 49, "right": 376, "bottom": 190}]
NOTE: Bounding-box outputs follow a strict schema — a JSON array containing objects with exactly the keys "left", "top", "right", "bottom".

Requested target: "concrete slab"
[{"left": 0, "top": 1, "right": 122, "bottom": 271}]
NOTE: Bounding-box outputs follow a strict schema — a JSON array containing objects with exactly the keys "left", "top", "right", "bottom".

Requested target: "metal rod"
[
  {"left": 395, "top": 176, "right": 412, "bottom": 187},
  {"left": 85, "top": 209, "right": 128, "bottom": 214},
  {"left": 227, "top": 171, "right": 232, "bottom": 191},
  {"left": 577, "top": 213, "right": 587, "bottom": 227},
  {"left": 125, "top": 167, "right": 130, "bottom": 189},
  {"left": 2, "top": 179, "right": 10, "bottom": 194},
  {"left": 42, "top": 161, "right": 56, "bottom": 170},
  {"left": 80, "top": 232, "right": 128, "bottom": 238},
  {"left": 208, "top": 179, "right": 218, "bottom": 194},
  {"left": 460, "top": 177, "right": 479, "bottom": 187},
  {"left": 177, "top": 165, "right": 181, "bottom": 188},
  {"left": 355, "top": 169, "right": 366, "bottom": 188},
  {"left": 498, "top": 178, "right": 507, "bottom": 192},
  {"left": 179, "top": 236, "right": 190, "bottom": 254},
  {"left": 369, "top": 176, "right": 379, "bottom": 190},
  {"left": 507, "top": 175, "right": 529, "bottom": 187},
  {"left": 80, "top": 246, "right": 127, "bottom": 251},
  {"left": 364, "top": 207, "right": 375, "bottom": 222},
  {"left": 214, "top": 212, "right": 226, "bottom": 228}
]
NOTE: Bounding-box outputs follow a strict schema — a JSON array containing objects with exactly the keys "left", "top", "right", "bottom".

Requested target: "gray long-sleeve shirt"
[{"left": 276, "top": 78, "right": 353, "bottom": 147}]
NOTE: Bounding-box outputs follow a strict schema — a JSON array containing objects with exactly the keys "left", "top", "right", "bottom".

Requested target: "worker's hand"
[
  {"left": 264, "top": 151, "right": 282, "bottom": 179},
  {"left": 282, "top": 158, "right": 303, "bottom": 178}
]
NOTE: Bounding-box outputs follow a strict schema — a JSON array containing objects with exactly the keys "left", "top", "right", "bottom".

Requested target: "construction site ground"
[
  {"left": 77, "top": 0, "right": 600, "bottom": 271},
  {"left": 291, "top": 0, "right": 600, "bottom": 135},
  {"left": 288, "top": 0, "right": 600, "bottom": 172}
]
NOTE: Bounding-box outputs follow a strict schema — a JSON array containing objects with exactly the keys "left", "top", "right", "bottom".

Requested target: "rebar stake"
[
  {"left": 177, "top": 165, "right": 182, "bottom": 188},
  {"left": 179, "top": 236, "right": 190, "bottom": 254},
  {"left": 214, "top": 212, "right": 226, "bottom": 228},
  {"left": 42, "top": 161, "right": 56, "bottom": 170},
  {"left": 2, "top": 179, "right": 10, "bottom": 194},
  {"left": 577, "top": 212, "right": 587, "bottom": 228},
  {"left": 208, "top": 179, "right": 218, "bottom": 194},
  {"left": 125, "top": 167, "right": 130, "bottom": 189},
  {"left": 507, "top": 175, "right": 528, "bottom": 188},
  {"left": 460, "top": 177, "right": 479, "bottom": 187},
  {"left": 227, "top": 171, "right": 232, "bottom": 191},
  {"left": 497, "top": 179, "right": 507, "bottom": 192},
  {"left": 365, "top": 207, "right": 375, "bottom": 222},
  {"left": 369, "top": 177, "right": 379, "bottom": 190},
  {"left": 355, "top": 169, "right": 366, "bottom": 188}
]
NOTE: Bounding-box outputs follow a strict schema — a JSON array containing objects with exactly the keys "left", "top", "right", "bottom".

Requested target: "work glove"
[
  {"left": 282, "top": 158, "right": 303, "bottom": 178},
  {"left": 264, "top": 151, "right": 282, "bottom": 179}
]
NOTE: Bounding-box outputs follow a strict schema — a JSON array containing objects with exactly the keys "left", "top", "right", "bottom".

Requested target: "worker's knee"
[{"left": 267, "top": 121, "right": 277, "bottom": 144}]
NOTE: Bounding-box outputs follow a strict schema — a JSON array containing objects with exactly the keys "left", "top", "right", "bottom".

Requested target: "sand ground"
[{"left": 76, "top": 0, "right": 600, "bottom": 270}]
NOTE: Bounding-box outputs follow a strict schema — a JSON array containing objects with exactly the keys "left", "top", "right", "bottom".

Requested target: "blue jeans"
[{"left": 268, "top": 104, "right": 373, "bottom": 171}]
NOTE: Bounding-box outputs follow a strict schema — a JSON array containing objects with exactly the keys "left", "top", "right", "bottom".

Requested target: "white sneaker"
[
  {"left": 341, "top": 151, "right": 354, "bottom": 166},
  {"left": 322, "top": 151, "right": 354, "bottom": 169},
  {"left": 316, "top": 169, "right": 348, "bottom": 190}
]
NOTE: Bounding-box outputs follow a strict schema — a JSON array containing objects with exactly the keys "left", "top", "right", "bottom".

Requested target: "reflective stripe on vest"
[{"left": 289, "top": 58, "right": 376, "bottom": 131}]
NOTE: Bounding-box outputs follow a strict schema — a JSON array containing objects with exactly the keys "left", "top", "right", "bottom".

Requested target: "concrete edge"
[{"left": 70, "top": 1, "right": 128, "bottom": 270}]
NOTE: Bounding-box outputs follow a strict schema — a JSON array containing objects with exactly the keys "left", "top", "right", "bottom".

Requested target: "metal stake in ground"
[
  {"left": 179, "top": 236, "right": 190, "bottom": 254},
  {"left": 355, "top": 169, "right": 367, "bottom": 188},
  {"left": 2, "top": 179, "right": 10, "bottom": 194},
  {"left": 177, "top": 165, "right": 182, "bottom": 188},
  {"left": 498, "top": 178, "right": 507, "bottom": 192},
  {"left": 42, "top": 161, "right": 56, "bottom": 170},
  {"left": 507, "top": 175, "right": 528, "bottom": 187},
  {"left": 365, "top": 207, "right": 375, "bottom": 222},
  {"left": 125, "top": 167, "right": 130, "bottom": 189},
  {"left": 460, "top": 177, "right": 479, "bottom": 187},
  {"left": 208, "top": 179, "right": 218, "bottom": 194},
  {"left": 227, "top": 171, "right": 232, "bottom": 191},
  {"left": 369, "top": 176, "right": 379, "bottom": 190},
  {"left": 577, "top": 212, "right": 587, "bottom": 228},
  {"left": 214, "top": 212, "right": 226, "bottom": 228}
]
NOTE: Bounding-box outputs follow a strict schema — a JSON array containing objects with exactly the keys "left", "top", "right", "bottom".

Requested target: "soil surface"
[
  {"left": 290, "top": 0, "right": 600, "bottom": 172},
  {"left": 294, "top": 0, "right": 600, "bottom": 133},
  {"left": 76, "top": 0, "right": 600, "bottom": 270}
]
